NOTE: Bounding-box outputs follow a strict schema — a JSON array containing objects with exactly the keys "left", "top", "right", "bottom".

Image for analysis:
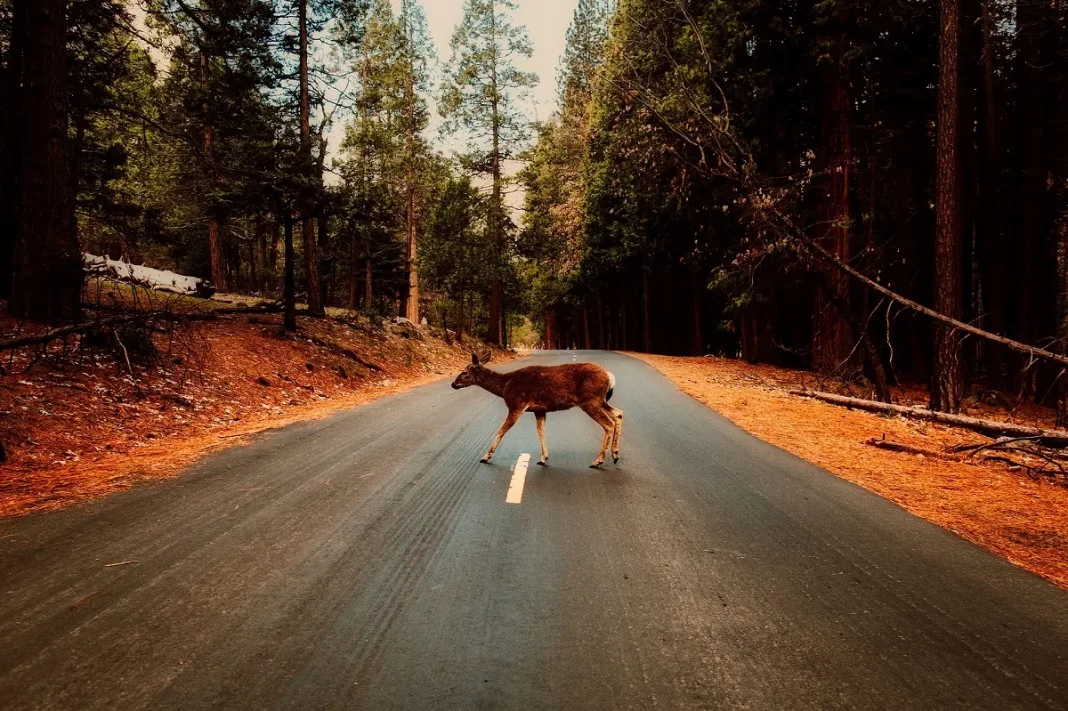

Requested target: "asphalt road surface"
[{"left": 3, "top": 351, "right": 1068, "bottom": 710}]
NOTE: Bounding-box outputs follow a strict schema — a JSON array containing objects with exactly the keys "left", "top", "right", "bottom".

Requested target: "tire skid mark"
[{"left": 277, "top": 405, "right": 497, "bottom": 704}]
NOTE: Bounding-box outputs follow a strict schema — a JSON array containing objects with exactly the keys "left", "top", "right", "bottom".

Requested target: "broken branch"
[{"left": 791, "top": 389, "right": 1068, "bottom": 448}]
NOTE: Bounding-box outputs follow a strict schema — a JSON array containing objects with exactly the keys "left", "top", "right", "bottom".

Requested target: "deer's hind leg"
[
  {"left": 482, "top": 407, "right": 525, "bottom": 463},
  {"left": 580, "top": 402, "right": 617, "bottom": 468},
  {"left": 534, "top": 411, "right": 549, "bottom": 465},
  {"left": 607, "top": 405, "right": 623, "bottom": 462}
]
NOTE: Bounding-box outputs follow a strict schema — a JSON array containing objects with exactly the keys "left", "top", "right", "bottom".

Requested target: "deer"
[{"left": 451, "top": 351, "right": 624, "bottom": 468}]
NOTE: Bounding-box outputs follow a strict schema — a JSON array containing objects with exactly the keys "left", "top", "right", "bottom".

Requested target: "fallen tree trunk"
[{"left": 791, "top": 389, "right": 1068, "bottom": 447}]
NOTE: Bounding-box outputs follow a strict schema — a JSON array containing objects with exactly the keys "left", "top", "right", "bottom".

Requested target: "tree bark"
[
  {"left": 691, "top": 269, "right": 703, "bottom": 355},
  {"left": 812, "top": 2, "right": 854, "bottom": 375},
  {"left": 583, "top": 306, "right": 592, "bottom": 349},
  {"left": 283, "top": 212, "right": 296, "bottom": 331},
  {"left": 485, "top": 2, "right": 503, "bottom": 345},
  {"left": 10, "top": 0, "right": 81, "bottom": 324},
  {"left": 402, "top": 8, "right": 420, "bottom": 324},
  {"left": 642, "top": 270, "right": 652, "bottom": 352},
  {"left": 364, "top": 240, "right": 373, "bottom": 312},
  {"left": 299, "top": 0, "right": 323, "bottom": 317},
  {"left": 0, "top": 0, "right": 26, "bottom": 299},
  {"left": 932, "top": 0, "right": 964, "bottom": 412},
  {"left": 597, "top": 296, "right": 605, "bottom": 349},
  {"left": 257, "top": 216, "right": 269, "bottom": 292},
  {"left": 199, "top": 47, "right": 226, "bottom": 292},
  {"left": 977, "top": 0, "right": 1006, "bottom": 385}
]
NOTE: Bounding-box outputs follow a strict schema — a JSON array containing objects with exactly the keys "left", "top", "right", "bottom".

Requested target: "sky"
[
  {"left": 131, "top": 0, "right": 580, "bottom": 185},
  {"left": 323, "top": 0, "right": 580, "bottom": 172},
  {"left": 326, "top": 0, "right": 581, "bottom": 194},
  {"left": 420, "top": 0, "right": 579, "bottom": 126}
]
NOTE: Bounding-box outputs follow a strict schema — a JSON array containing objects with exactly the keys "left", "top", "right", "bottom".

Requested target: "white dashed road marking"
[{"left": 506, "top": 453, "right": 531, "bottom": 504}]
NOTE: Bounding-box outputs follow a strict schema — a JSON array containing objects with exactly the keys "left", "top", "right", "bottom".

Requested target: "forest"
[{"left": 0, "top": 0, "right": 1066, "bottom": 416}]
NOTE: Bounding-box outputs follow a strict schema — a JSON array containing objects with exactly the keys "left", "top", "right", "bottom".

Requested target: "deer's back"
[{"left": 503, "top": 363, "right": 611, "bottom": 412}]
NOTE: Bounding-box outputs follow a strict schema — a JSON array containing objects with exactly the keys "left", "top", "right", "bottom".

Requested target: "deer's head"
[{"left": 452, "top": 351, "right": 492, "bottom": 389}]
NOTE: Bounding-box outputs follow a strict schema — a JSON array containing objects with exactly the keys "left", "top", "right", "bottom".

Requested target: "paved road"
[{"left": 2, "top": 351, "right": 1068, "bottom": 710}]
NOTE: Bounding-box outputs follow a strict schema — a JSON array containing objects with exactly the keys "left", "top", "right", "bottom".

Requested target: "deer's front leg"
[
  {"left": 481, "top": 408, "right": 524, "bottom": 463},
  {"left": 534, "top": 411, "right": 549, "bottom": 465}
]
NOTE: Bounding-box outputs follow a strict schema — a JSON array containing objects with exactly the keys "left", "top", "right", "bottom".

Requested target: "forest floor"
[
  {"left": 0, "top": 288, "right": 500, "bottom": 518},
  {"left": 632, "top": 353, "right": 1068, "bottom": 590}
]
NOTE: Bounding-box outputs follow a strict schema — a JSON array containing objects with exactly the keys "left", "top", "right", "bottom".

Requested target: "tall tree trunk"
[
  {"left": 200, "top": 47, "right": 226, "bottom": 292},
  {"left": 347, "top": 230, "right": 357, "bottom": 311},
  {"left": 0, "top": 0, "right": 26, "bottom": 298},
  {"left": 299, "top": 0, "right": 323, "bottom": 316},
  {"left": 457, "top": 289, "right": 465, "bottom": 343},
  {"left": 284, "top": 212, "right": 296, "bottom": 331},
  {"left": 583, "top": 306, "right": 592, "bottom": 349},
  {"left": 812, "top": 4, "right": 854, "bottom": 374},
  {"left": 597, "top": 295, "right": 605, "bottom": 349},
  {"left": 977, "top": 0, "right": 1006, "bottom": 386},
  {"left": 248, "top": 218, "right": 259, "bottom": 292},
  {"left": 620, "top": 285, "right": 627, "bottom": 351},
  {"left": 932, "top": 0, "right": 964, "bottom": 412},
  {"left": 364, "top": 240, "right": 373, "bottom": 312},
  {"left": 257, "top": 217, "right": 269, "bottom": 292},
  {"left": 1053, "top": 0, "right": 1068, "bottom": 396},
  {"left": 485, "top": 2, "right": 503, "bottom": 345},
  {"left": 691, "top": 269, "right": 703, "bottom": 355},
  {"left": 318, "top": 212, "right": 330, "bottom": 306},
  {"left": 10, "top": 0, "right": 80, "bottom": 324},
  {"left": 642, "top": 270, "right": 652, "bottom": 352},
  {"left": 402, "top": 12, "right": 420, "bottom": 324},
  {"left": 269, "top": 220, "right": 280, "bottom": 270}
]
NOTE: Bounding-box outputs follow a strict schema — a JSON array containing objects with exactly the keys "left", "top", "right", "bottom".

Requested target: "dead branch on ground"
[{"left": 791, "top": 389, "right": 1068, "bottom": 448}]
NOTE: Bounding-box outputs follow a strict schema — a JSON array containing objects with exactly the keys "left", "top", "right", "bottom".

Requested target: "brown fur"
[{"left": 452, "top": 353, "right": 623, "bottom": 467}]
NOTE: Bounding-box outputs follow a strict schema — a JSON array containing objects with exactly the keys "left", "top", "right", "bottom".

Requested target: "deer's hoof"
[
  {"left": 612, "top": 456, "right": 619, "bottom": 463},
  {"left": 537, "top": 459, "right": 547, "bottom": 466},
  {"left": 479, "top": 456, "right": 490, "bottom": 464},
  {"left": 590, "top": 462, "right": 602, "bottom": 469}
]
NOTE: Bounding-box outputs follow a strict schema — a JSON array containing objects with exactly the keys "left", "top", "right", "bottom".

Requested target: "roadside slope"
[
  {"left": 0, "top": 310, "right": 494, "bottom": 518},
  {"left": 631, "top": 352, "right": 1068, "bottom": 589}
]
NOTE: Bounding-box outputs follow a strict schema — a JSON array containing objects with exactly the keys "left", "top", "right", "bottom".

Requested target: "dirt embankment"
[
  {"left": 0, "top": 308, "right": 496, "bottom": 518},
  {"left": 632, "top": 353, "right": 1068, "bottom": 590}
]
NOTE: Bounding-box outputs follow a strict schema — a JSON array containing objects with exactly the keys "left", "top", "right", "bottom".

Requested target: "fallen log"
[{"left": 791, "top": 389, "right": 1068, "bottom": 448}]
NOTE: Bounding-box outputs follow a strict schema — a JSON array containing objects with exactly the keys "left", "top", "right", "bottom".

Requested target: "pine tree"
[
  {"left": 440, "top": 0, "right": 537, "bottom": 345},
  {"left": 396, "top": 0, "right": 432, "bottom": 323},
  {"left": 932, "top": 0, "right": 964, "bottom": 412},
  {"left": 10, "top": 0, "right": 81, "bottom": 323}
]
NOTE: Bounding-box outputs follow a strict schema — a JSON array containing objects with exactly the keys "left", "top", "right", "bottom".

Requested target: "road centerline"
[{"left": 506, "top": 453, "right": 531, "bottom": 504}]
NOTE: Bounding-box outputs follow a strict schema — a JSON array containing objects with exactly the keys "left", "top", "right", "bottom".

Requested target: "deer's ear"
[{"left": 471, "top": 352, "right": 480, "bottom": 366}]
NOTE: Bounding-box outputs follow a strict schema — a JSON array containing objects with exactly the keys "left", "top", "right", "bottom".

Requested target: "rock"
[
  {"left": 392, "top": 316, "right": 413, "bottom": 325},
  {"left": 420, "top": 317, "right": 428, "bottom": 327}
]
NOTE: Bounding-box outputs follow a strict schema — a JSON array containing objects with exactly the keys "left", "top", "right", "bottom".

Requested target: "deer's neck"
[{"left": 475, "top": 368, "right": 509, "bottom": 398}]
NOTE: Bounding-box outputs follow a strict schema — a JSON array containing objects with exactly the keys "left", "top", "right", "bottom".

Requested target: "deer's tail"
[{"left": 606, "top": 371, "right": 616, "bottom": 403}]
